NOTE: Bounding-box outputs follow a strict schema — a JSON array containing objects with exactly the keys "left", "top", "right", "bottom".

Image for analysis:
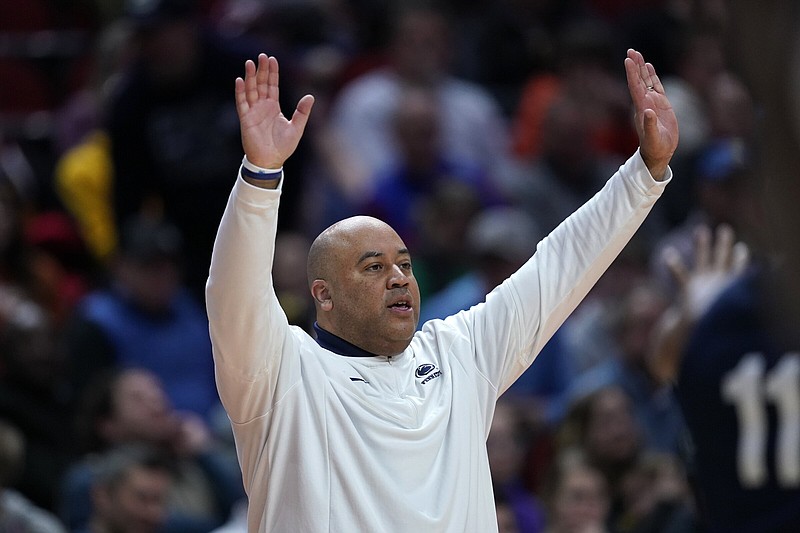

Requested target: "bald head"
[{"left": 307, "top": 216, "right": 396, "bottom": 288}]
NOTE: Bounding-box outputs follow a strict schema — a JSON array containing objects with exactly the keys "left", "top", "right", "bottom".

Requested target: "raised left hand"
[
  {"left": 624, "top": 49, "right": 678, "bottom": 180},
  {"left": 235, "top": 54, "right": 314, "bottom": 170}
]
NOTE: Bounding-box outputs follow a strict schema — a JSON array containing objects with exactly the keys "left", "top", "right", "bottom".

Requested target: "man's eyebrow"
[
  {"left": 356, "top": 248, "right": 411, "bottom": 266},
  {"left": 356, "top": 251, "right": 382, "bottom": 265}
]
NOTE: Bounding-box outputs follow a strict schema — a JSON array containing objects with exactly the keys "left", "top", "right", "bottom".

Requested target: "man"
[
  {"left": 648, "top": 229, "right": 800, "bottom": 533},
  {"left": 206, "top": 50, "right": 677, "bottom": 531},
  {"left": 66, "top": 215, "right": 220, "bottom": 423},
  {"left": 61, "top": 368, "right": 243, "bottom": 533},
  {"left": 83, "top": 445, "right": 173, "bottom": 533},
  {"left": 326, "top": 5, "right": 509, "bottom": 204}
]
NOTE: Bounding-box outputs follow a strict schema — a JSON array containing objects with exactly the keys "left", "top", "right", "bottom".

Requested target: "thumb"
[
  {"left": 643, "top": 108, "right": 659, "bottom": 140},
  {"left": 290, "top": 94, "right": 315, "bottom": 132}
]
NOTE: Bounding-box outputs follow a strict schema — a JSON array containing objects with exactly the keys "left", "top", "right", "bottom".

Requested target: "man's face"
[
  {"left": 553, "top": 465, "right": 609, "bottom": 533},
  {"left": 106, "top": 370, "right": 180, "bottom": 445},
  {"left": 322, "top": 219, "right": 420, "bottom": 356},
  {"left": 96, "top": 466, "right": 172, "bottom": 533},
  {"left": 586, "top": 388, "right": 640, "bottom": 464}
]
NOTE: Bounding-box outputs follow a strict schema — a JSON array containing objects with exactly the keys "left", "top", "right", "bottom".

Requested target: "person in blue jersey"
[
  {"left": 649, "top": 222, "right": 800, "bottom": 533},
  {"left": 205, "top": 50, "right": 678, "bottom": 531}
]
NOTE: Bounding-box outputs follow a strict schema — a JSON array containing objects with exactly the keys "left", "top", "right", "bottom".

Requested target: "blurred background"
[{"left": 0, "top": 0, "right": 798, "bottom": 531}]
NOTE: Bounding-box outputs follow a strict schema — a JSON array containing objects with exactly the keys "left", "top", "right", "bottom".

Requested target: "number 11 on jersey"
[{"left": 722, "top": 352, "right": 800, "bottom": 488}]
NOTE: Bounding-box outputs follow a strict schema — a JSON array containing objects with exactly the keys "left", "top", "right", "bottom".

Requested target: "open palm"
[{"left": 235, "top": 54, "right": 314, "bottom": 169}]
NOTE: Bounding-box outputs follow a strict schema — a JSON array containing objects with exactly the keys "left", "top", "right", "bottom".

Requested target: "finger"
[
  {"left": 642, "top": 108, "right": 660, "bottom": 146},
  {"left": 244, "top": 59, "right": 258, "bottom": 106},
  {"left": 731, "top": 241, "right": 750, "bottom": 274},
  {"left": 663, "top": 246, "right": 689, "bottom": 287},
  {"left": 640, "top": 64, "right": 654, "bottom": 92},
  {"left": 694, "top": 225, "right": 712, "bottom": 271},
  {"left": 627, "top": 48, "right": 644, "bottom": 73},
  {"left": 713, "top": 224, "right": 735, "bottom": 271},
  {"left": 256, "top": 53, "right": 269, "bottom": 100},
  {"left": 267, "top": 56, "right": 279, "bottom": 102},
  {"left": 234, "top": 77, "right": 248, "bottom": 115},
  {"left": 645, "top": 62, "right": 665, "bottom": 93},
  {"left": 290, "top": 94, "right": 315, "bottom": 132},
  {"left": 631, "top": 49, "right": 653, "bottom": 89},
  {"left": 625, "top": 50, "right": 646, "bottom": 95}
]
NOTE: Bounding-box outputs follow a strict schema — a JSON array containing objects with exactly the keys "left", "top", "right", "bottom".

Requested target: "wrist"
[
  {"left": 241, "top": 157, "right": 283, "bottom": 189},
  {"left": 641, "top": 151, "right": 670, "bottom": 182},
  {"left": 240, "top": 156, "right": 282, "bottom": 189},
  {"left": 242, "top": 156, "right": 282, "bottom": 178}
]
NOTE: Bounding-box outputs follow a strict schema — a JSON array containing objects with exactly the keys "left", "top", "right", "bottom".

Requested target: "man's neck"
[{"left": 313, "top": 323, "right": 379, "bottom": 357}]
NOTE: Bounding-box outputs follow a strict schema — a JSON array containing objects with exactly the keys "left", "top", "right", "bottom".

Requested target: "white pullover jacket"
[{"left": 206, "top": 151, "right": 670, "bottom": 532}]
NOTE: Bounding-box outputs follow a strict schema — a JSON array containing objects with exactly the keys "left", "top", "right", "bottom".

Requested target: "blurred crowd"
[{"left": 0, "top": 0, "right": 794, "bottom": 532}]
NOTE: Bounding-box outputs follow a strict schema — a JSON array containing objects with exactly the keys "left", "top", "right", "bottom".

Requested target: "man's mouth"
[{"left": 389, "top": 299, "right": 411, "bottom": 310}]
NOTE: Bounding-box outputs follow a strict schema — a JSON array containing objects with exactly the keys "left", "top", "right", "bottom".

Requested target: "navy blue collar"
[{"left": 313, "top": 322, "right": 379, "bottom": 357}]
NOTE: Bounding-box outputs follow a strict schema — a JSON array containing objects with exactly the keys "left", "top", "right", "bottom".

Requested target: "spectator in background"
[
  {"left": 648, "top": 67, "right": 755, "bottom": 290},
  {"left": 656, "top": 25, "right": 728, "bottom": 227},
  {"left": 650, "top": 137, "right": 754, "bottom": 291},
  {"left": 64, "top": 215, "right": 219, "bottom": 424},
  {"left": 512, "top": 17, "right": 638, "bottom": 163},
  {"left": 647, "top": 222, "right": 800, "bottom": 532},
  {"left": 326, "top": 3, "right": 510, "bottom": 207},
  {"left": 660, "top": 26, "right": 725, "bottom": 163},
  {"left": 615, "top": 451, "right": 696, "bottom": 533},
  {"left": 0, "top": 289, "right": 74, "bottom": 513},
  {"left": 22, "top": 211, "right": 93, "bottom": 330},
  {"left": 402, "top": 180, "right": 482, "bottom": 298},
  {"left": 539, "top": 449, "right": 611, "bottom": 533},
  {"left": 418, "top": 206, "right": 540, "bottom": 325},
  {"left": 555, "top": 386, "right": 645, "bottom": 527},
  {"left": 558, "top": 230, "right": 655, "bottom": 377},
  {"left": 566, "top": 281, "right": 686, "bottom": 455},
  {"left": 705, "top": 72, "right": 754, "bottom": 141},
  {"left": 506, "top": 93, "right": 630, "bottom": 235},
  {"left": 488, "top": 401, "right": 546, "bottom": 533},
  {"left": 61, "top": 367, "right": 242, "bottom": 533},
  {"left": 0, "top": 419, "right": 67, "bottom": 532},
  {"left": 80, "top": 444, "right": 173, "bottom": 533},
  {"left": 272, "top": 230, "right": 314, "bottom": 333},
  {"left": 646, "top": 2, "right": 800, "bottom": 530},
  {"left": 556, "top": 386, "right": 695, "bottom": 532},
  {"left": 1, "top": 144, "right": 92, "bottom": 330},
  {"left": 108, "top": 0, "right": 258, "bottom": 300},
  {"left": 358, "top": 84, "right": 503, "bottom": 251}
]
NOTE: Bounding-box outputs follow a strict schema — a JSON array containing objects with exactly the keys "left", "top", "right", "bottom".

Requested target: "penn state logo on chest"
[{"left": 415, "top": 363, "right": 442, "bottom": 384}]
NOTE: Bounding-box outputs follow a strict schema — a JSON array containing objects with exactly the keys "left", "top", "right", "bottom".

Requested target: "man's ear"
[{"left": 310, "top": 279, "right": 332, "bottom": 311}]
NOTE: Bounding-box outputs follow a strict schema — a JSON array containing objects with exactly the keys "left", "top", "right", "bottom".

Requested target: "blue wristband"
[{"left": 241, "top": 156, "right": 282, "bottom": 181}]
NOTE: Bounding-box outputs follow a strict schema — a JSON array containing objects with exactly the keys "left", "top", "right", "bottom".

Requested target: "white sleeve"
[
  {"left": 205, "top": 171, "right": 300, "bottom": 423},
  {"left": 458, "top": 150, "right": 671, "bottom": 393}
]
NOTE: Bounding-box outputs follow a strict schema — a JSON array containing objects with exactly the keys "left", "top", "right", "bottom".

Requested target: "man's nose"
[{"left": 387, "top": 264, "right": 410, "bottom": 287}]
